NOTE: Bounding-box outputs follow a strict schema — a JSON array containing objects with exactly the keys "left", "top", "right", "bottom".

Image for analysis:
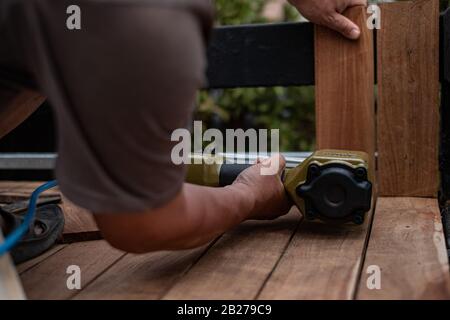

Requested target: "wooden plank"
[
  {"left": 315, "top": 6, "right": 375, "bottom": 168},
  {"left": 16, "top": 244, "right": 67, "bottom": 274},
  {"left": 377, "top": 0, "right": 439, "bottom": 197},
  {"left": 59, "top": 197, "right": 100, "bottom": 243},
  {"left": 73, "top": 245, "right": 212, "bottom": 300},
  {"left": 20, "top": 240, "right": 124, "bottom": 299},
  {"left": 0, "top": 181, "right": 30, "bottom": 193},
  {"left": 0, "top": 86, "right": 45, "bottom": 140},
  {"left": 163, "top": 209, "right": 301, "bottom": 300},
  {"left": 357, "top": 197, "right": 450, "bottom": 299},
  {"left": 0, "top": 231, "right": 26, "bottom": 299},
  {"left": 257, "top": 206, "right": 374, "bottom": 300}
]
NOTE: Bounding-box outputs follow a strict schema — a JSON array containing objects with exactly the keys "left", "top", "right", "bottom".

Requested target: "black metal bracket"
[
  {"left": 205, "top": 22, "right": 315, "bottom": 89},
  {"left": 440, "top": 8, "right": 450, "bottom": 254}
]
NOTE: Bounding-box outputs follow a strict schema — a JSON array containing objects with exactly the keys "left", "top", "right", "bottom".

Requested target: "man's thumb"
[{"left": 327, "top": 13, "right": 360, "bottom": 40}]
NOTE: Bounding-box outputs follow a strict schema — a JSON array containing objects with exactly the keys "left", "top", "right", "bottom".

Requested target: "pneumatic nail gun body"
[{"left": 186, "top": 150, "right": 372, "bottom": 225}]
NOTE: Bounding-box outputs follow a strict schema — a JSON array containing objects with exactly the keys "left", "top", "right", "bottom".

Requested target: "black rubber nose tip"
[
  {"left": 324, "top": 184, "right": 346, "bottom": 207},
  {"left": 296, "top": 163, "right": 372, "bottom": 222}
]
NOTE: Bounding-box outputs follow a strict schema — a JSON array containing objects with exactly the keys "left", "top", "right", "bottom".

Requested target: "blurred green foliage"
[
  {"left": 196, "top": 0, "right": 315, "bottom": 152},
  {"left": 196, "top": 0, "right": 450, "bottom": 152}
]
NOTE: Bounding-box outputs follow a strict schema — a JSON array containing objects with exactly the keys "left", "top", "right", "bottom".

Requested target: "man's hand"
[
  {"left": 233, "top": 154, "right": 291, "bottom": 220},
  {"left": 94, "top": 154, "right": 291, "bottom": 253},
  {"left": 288, "top": 0, "right": 367, "bottom": 39}
]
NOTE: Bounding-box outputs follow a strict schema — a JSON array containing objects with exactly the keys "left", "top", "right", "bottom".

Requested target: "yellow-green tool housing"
[{"left": 186, "top": 150, "right": 372, "bottom": 224}]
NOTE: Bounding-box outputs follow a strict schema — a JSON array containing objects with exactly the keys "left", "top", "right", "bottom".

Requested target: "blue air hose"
[{"left": 0, "top": 180, "right": 58, "bottom": 256}]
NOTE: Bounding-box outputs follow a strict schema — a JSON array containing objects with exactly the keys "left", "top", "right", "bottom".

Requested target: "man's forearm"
[
  {"left": 150, "top": 183, "right": 257, "bottom": 250},
  {"left": 94, "top": 156, "right": 289, "bottom": 253},
  {"left": 94, "top": 183, "right": 256, "bottom": 253}
]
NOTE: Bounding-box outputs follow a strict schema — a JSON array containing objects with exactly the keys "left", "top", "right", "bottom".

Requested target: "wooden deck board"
[
  {"left": 13, "top": 196, "right": 450, "bottom": 300},
  {"left": 16, "top": 244, "right": 67, "bottom": 274},
  {"left": 256, "top": 204, "right": 374, "bottom": 300},
  {"left": 59, "top": 197, "right": 100, "bottom": 243},
  {"left": 73, "top": 244, "right": 212, "bottom": 300},
  {"left": 357, "top": 197, "right": 450, "bottom": 299},
  {"left": 376, "top": 0, "right": 439, "bottom": 197},
  {"left": 0, "top": 181, "right": 60, "bottom": 203},
  {"left": 315, "top": 6, "right": 375, "bottom": 168},
  {"left": 163, "top": 209, "right": 301, "bottom": 300},
  {"left": 20, "top": 240, "right": 124, "bottom": 300},
  {"left": 5, "top": 182, "right": 450, "bottom": 300}
]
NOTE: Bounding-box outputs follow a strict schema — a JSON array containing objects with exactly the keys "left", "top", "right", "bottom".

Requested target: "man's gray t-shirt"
[{"left": 0, "top": 0, "right": 214, "bottom": 212}]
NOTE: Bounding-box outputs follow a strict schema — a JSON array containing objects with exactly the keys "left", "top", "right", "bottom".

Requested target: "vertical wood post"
[
  {"left": 377, "top": 0, "right": 439, "bottom": 197},
  {"left": 315, "top": 6, "right": 375, "bottom": 171}
]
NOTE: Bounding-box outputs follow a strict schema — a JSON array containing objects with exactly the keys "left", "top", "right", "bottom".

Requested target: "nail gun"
[{"left": 186, "top": 149, "right": 372, "bottom": 225}]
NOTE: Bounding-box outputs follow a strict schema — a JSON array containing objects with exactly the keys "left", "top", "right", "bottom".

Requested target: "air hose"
[{"left": 0, "top": 180, "right": 58, "bottom": 256}]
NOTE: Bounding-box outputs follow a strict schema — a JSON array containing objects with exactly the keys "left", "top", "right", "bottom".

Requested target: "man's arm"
[
  {"left": 289, "top": 0, "right": 367, "bottom": 39},
  {"left": 94, "top": 155, "right": 291, "bottom": 253}
]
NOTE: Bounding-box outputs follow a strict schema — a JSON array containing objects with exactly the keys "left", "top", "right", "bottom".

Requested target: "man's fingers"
[
  {"left": 274, "top": 154, "right": 286, "bottom": 175},
  {"left": 261, "top": 154, "right": 286, "bottom": 176},
  {"left": 325, "top": 13, "right": 360, "bottom": 40}
]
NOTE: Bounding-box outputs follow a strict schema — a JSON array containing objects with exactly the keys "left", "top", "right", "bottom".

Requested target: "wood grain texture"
[
  {"left": 16, "top": 245, "right": 67, "bottom": 274},
  {"left": 73, "top": 245, "right": 211, "bottom": 300},
  {"left": 315, "top": 6, "right": 375, "bottom": 167},
  {"left": 20, "top": 240, "right": 124, "bottom": 299},
  {"left": 0, "top": 231, "right": 26, "bottom": 300},
  {"left": 0, "top": 86, "right": 45, "bottom": 140},
  {"left": 59, "top": 197, "right": 100, "bottom": 243},
  {"left": 257, "top": 207, "right": 374, "bottom": 300},
  {"left": 163, "top": 209, "right": 301, "bottom": 300},
  {"left": 357, "top": 197, "right": 450, "bottom": 299},
  {"left": 0, "top": 181, "right": 60, "bottom": 203},
  {"left": 377, "top": 0, "right": 439, "bottom": 197}
]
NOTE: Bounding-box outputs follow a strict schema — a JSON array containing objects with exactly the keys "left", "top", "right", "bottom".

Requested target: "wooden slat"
[
  {"left": 377, "top": 0, "right": 439, "bottom": 197},
  {"left": 357, "top": 197, "right": 450, "bottom": 299},
  {"left": 20, "top": 240, "right": 124, "bottom": 299},
  {"left": 59, "top": 197, "right": 100, "bottom": 243},
  {"left": 16, "top": 244, "right": 66, "bottom": 274},
  {"left": 0, "top": 231, "right": 26, "bottom": 299},
  {"left": 0, "top": 86, "right": 45, "bottom": 140},
  {"left": 163, "top": 210, "right": 301, "bottom": 300},
  {"left": 257, "top": 206, "right": 373, "bottom": 299},
  {"left": 315, "top": 6, "right": 375, "bottom": 168},
  {"left": 0, "top": 181, "right": 59, "bottom": 203},
  {"left": 73, "top": 245, "right": 211, "bottom": 300}
]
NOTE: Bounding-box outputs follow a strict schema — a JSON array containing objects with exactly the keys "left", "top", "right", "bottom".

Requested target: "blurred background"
[
  {"left": 1, "top": 0, "right": 449, "bottom": 160},
  {"left": 197, "top": 0, "right": 314, "bottom": 152},
  {"left": 197, "top": 0, "right": 450, "bottom": 152}
]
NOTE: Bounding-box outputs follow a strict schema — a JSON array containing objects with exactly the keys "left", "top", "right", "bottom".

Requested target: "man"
[{"left": 0, "top": 0, "right": 366, "bottom": 256}]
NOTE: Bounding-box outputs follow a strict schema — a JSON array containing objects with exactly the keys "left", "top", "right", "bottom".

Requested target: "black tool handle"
[{"left": 219, "top": 164, "right": 252, "bottom": 187}]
